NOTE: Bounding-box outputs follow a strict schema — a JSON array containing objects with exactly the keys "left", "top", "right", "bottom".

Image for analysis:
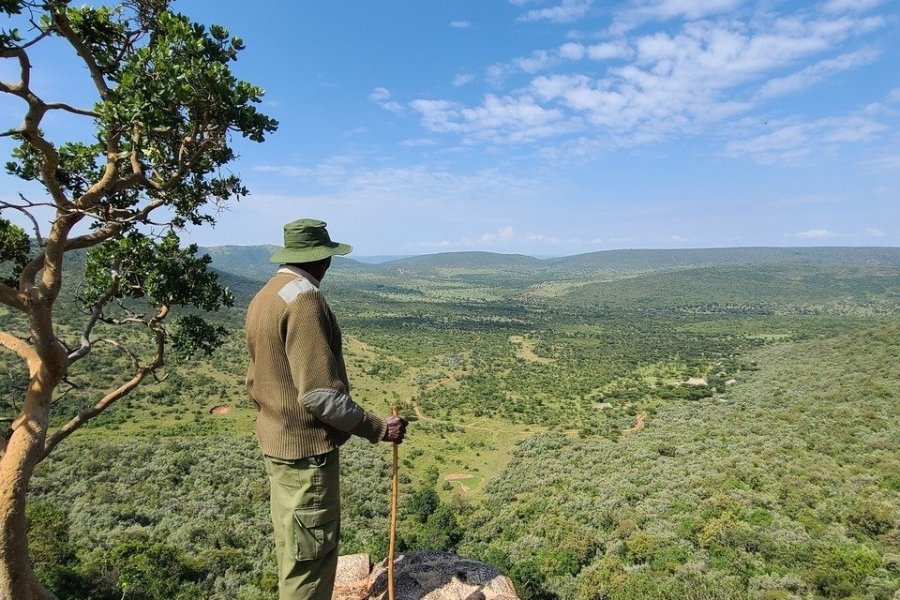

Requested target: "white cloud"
[
  {"left": 369, "top": 87, "right": 404, "bottom": 113},
  {"left": 559, "top": 41, "right": 630, "bottom": 61},
  {"left": 889, "top": 88, "right": 900, "bottom": 103},
  {"left": 865, "top": 227, "right": 886, "bottom": 237},
  {"left": 410, "top": 94, "right": 575, "bottom": 143},
  {"left": 253, "top": 156, "right": 355, "bottom": 184},
  {"left": 796, "top": 229, "right": 837, "bottom": 238},
  {"left": 587, "top": 42, "right": 630, "bottom": 60},
  {"left": 559, "top": 42, "right": 585, "bottom": 60},
  {"left": 419, "top": 226, "right": 518, "bottom": 249},
  {"left": 518, "top": 0, "right": 594, "bottom": 23},
  {"left": 252, "top": 161, "right": 539, "bottom": 213},
  {"left": 450, "top": 20, "right": 471, "bottom": 29},
  {"left": 612, "top": 0, "right": 748, "bottom": 34},
  {"left": 418, "top": 10, "right": 884, "bottom": 147},
  {"left": 453, "top": 73, "right": 475, "bottom": 87},
  {"left": 419, "top": 240, "right": 452, "bottom": 248},
  {"left": 725, "top": 109, "right": 886, "bottom": 164},
  {"left": 525, "top": 233, "right": 561, "bottom": 243},
  {"left": 400, "top": 138, "right": 438, "bottom": 147},
  {"left": 513, "top": 50, "right": 556, "bottom": 74},
  {"left": 756, "top": 49, "right": 879, "bottom": 100},
  {"left": 823, "top": 0, "right": 883, "bottom": 14}
]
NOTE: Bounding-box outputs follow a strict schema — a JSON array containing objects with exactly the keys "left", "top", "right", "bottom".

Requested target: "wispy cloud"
[
  {"left": 253, "top": 156, "right": 355, "bottom": 185},
  {"left": 823, "top": 0, "right": 883, "bottom": 14},
  {"left": 611, "top": 0, "right": 748, "bottom": 34},
  {"left": 558, "top": 41, "right": 630, "bottom": 61},
  {"left": 400, "top": 138, "right": 438, "bottom": 147},
  {"left": 756, "top": 49, "right": 879, "bottom": 100},
  {"left": 452, "top": 73, "right": 475, "bottom": 87},
  {"left": 450, "top": 20, "right": 471, "bottom": 29},
  {"left": 412, "top": 9, "right": 885, "bottom": 148},
  {"left": 866, "top": 227, "right": 886, "bottom": 237},
  {"left": 418, "top": 225, "right": 517, "bottom": 249},
  {"left": 252, "top": 160, "right": 540, "bottom": 211},
  {"left": 514, "top": 50, "right": 556, "bottom": 73},
  {"left": 724, "top": 108, "right": 886, "bottom": 164},
  {"left": 410, "top": 95, "right": 575, "bottom": 143},
  {"left": 796, "top": 229, "right": 831, "bottom": 238},
  {"left": 369, "top": 87, "right": 404, "bottom": 113},
  {"left": 517, "top": 0, "right": 594, "bottom": 23},
  {"left": 795, "top": 229, "right": 848, "bottom": 239}
]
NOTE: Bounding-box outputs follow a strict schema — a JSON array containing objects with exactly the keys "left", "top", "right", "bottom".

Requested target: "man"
[{"left": 245, "top": 218, "right": 407, "bottom": 600}]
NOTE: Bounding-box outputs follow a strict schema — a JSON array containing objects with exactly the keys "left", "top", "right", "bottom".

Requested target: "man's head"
[
  {"left": 269, "top": 219, "right": 351, "bottom": 271},
  {"left": 291, "top": 256, "right": 331, "bottom": 282}
]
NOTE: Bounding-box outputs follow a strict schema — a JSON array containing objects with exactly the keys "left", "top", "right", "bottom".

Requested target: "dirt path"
[
  {"left": 509, "top": 335, "right": 554, "bottom": 364},
  {"left": 623, "top": 413, "right": 646, "bottom": 433}
]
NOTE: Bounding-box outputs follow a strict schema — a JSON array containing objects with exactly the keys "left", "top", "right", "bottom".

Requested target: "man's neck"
[{"left": 277, "top": 265, "right": 321, "bottom": 288}]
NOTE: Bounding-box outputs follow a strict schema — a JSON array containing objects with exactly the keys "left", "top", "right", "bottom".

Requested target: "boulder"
[
  {"left": 334, "top": 551, "right": 520, "bottom": 600},
  {"left": 334, "top": 554, "right": 372, "bottom": 600}
]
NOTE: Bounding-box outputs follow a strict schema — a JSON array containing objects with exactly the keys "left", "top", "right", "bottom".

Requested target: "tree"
[{"left": 0, "top": 1, "right": 276, "bottom": 597}]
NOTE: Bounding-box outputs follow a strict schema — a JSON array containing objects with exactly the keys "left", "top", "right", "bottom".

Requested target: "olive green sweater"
[{"left": 245, "top": 267, "right": 387, "bottom": 459}]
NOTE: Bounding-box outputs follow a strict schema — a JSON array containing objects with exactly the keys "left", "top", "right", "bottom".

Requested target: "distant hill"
[
  {"left": 200, "top": 245, "right": 366, "bottom": 282},
  {"left": 353, "top": 255, "right": 414, "bottom": 264},
  {"left": 549, "top": 246, "right": 900, "bottom": 271},
  {"left": 383, "top": 251, "right": 544, "bottom": 271},
  {"left": 201, "top": 245, "right": 900, "bottom": 283}
]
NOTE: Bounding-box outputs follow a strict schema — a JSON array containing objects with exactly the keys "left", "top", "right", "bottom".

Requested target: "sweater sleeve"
[{"left": 283, "top": 291, "right": 387, "bottom": 443}]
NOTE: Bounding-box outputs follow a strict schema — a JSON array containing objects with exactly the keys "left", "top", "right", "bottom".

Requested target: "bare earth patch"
[
  {"left": 509, "top": 335, "right": 554, "bottom": 364},
  {"left": 208, "top": 405, "right": 231, "bottom": 415},
  {"left": 623, "top": 413, "right": 646, "bottom": 433},
  {"left": 444, "top": 473, "right": 473, "bottom": 481}
]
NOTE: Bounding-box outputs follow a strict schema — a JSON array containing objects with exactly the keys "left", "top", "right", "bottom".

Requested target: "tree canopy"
[{"left": 0, "top": 1, "right": 275, "bottom": 597}]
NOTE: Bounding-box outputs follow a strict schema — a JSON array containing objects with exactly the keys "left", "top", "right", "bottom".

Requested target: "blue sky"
[{"left": 2, "top": 0, "right": 899, "bottom": 256}]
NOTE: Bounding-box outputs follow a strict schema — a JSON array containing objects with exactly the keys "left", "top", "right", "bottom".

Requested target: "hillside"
[
  {"left": 11, "top": 245, "right": 899, "bottom": 599},
  {"left": 549, "top": 246, "right": 900, "bottom": 272}
]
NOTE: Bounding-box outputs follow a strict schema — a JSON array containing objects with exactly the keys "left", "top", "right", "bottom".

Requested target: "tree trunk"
[{"left": 0, "top": 366, "right": 60, "bottom": 600}]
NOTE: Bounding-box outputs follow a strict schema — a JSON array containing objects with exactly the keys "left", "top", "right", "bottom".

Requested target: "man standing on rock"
[{"left": 245, "top": 218, "right": 407, "bottom": 600}]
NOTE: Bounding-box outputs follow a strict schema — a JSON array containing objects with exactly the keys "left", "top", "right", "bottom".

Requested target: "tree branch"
[
  {"left": 42, "top": 311, "right": 167, "bottom": 459},
  {"left": 67, "top": 271, "right": 119, "bottom": 364},
  {"left": 44, "top": 102, "right": 99, "bottom": 118},
  {"left": 50, "top": 7, "right": 110, "bottom": 99},
  {"left": 0, "top": 46, "right": 31, "bottom": 93},
  {"left": 1, "top": 195, "right": 46, "bottom": 246},
  {"left": 0, "top": 282, "right": 26, "bottom": 311},
  {"left": 42, "top": 346, "right": 145, "bottom": 459},
  {"left": 0, "top": 332, "right": 40, "bottom": 378}
]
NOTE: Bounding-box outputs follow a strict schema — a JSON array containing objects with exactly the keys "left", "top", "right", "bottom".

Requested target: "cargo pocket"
[{"left": 292, "top": 505, "right": 340, "bottom": 561}]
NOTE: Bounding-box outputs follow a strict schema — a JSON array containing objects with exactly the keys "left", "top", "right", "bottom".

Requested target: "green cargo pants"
[{"left": 264, "top": 449, "right": 341, "bottom": 600}]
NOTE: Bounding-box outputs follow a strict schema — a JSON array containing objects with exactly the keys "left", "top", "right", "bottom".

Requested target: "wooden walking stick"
[{"left": 388, "top": 405, "right": 400, "bottom": 600}]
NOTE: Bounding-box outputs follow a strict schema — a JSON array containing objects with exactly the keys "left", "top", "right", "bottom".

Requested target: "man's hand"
[{"left": 382, "top": 415, "right": 408, "bottom": 444}]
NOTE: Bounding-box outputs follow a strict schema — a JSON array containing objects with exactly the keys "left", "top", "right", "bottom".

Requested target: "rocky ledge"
[{"left": 334, "top": 551, "right": 520, "bottom": 600}]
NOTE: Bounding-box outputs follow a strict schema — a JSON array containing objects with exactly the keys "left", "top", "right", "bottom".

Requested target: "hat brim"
[{"left": 269, "top": 242, "right": 352, "bottom": 264}]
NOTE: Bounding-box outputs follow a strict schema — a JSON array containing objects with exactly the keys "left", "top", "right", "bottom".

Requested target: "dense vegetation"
[{"left": 3, "top": 247, "right": 898, "bottom": 599}]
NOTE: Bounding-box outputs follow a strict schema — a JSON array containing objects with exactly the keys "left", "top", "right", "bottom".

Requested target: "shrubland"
[{"left": 5, "top": 248, "right": 898, "bottom": 599}]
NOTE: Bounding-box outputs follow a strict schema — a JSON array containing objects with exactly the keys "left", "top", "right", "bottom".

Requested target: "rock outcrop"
[{"left": 333, "top": 551, "right": 520, "bottom": 600}]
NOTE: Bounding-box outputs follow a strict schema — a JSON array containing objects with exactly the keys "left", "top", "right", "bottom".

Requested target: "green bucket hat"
[{"left": 269, "top": 219, "right": 352, "bottom": 264}]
